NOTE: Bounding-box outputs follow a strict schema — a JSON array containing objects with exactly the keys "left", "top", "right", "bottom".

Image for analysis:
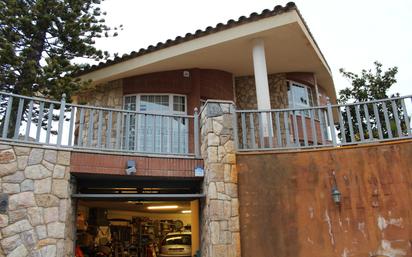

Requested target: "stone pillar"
[
  {"left": 0, "top": 144, "right": 74, "bottom": 257},
  {"left": 200, "top": 102, "right": 241, "bottom": 257}
]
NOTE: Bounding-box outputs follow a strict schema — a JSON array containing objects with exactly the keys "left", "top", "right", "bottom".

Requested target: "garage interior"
[{"left": 73, "top": 174, "right": 203, "bottom": 257}]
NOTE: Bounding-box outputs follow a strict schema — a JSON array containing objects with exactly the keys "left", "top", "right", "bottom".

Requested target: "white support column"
[
  {"left": 252, "top": 38, "right": 271, "bottom": 138},
  {"left": 252, "top": 38, "right": 271, "bottom": 111},
  {"left": 314, "top": 74, "right": 321, "bottom": 106}
]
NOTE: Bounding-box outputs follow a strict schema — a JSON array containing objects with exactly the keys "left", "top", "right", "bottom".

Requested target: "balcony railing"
[
  {"left": 233, "top": 95, "right": 412, "bottom": 151},
  {"left": 0, "top": 92, "right": 200, "bottom": 157},
  {"left": 1, "top": 92, "right": 411, "bottom": 155}
]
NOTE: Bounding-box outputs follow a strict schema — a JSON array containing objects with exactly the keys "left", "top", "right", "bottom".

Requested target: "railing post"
[
  {"left": 327, "top": 100, "right": 337, "bottom": 146},
  {"left": 2, "top": 96, "right": 13, "bottom": 139},
  {"left": 56, "top": 93, "right": 66, "bottom": 147},
  {"left": 194, "top": 108, "right": 200, "bottom": 158},
  {"left": 231, "top": 104, "right": 239, "bottom": 151}
]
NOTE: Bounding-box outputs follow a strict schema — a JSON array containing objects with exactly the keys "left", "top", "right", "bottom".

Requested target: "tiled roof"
[{"left": 77, "top": 2, "right": 329, "bottom": 76}]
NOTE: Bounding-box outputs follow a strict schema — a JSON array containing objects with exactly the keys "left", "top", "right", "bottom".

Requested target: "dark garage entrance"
[{"left": 72, "top": 174, "right": 203, "bottom": 257}]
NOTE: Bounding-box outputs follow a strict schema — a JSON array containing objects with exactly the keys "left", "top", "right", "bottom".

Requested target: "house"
[{"left": 0, "top": 2, "right": 411, "bottom": 257}]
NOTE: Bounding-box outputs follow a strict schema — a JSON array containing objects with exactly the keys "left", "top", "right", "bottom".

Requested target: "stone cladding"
[
  {"left": 199, "top": 102, "right": 241, "bottom": 257},
  {"left": 234, "top": 73, "right": 288, "bottom": 110},
  {"left": 0, "top": 144, "right": 74, "bottom": 257},
  {"left": 234, "top": 73, "right": 291, "bottom": 147},
  {"left": 76, "top": 80, "right": 123, "bottom": 148}
]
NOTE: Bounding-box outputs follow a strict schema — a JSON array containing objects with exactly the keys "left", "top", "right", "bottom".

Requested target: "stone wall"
[
  {"left": 77, "top": 79, "right": 123, "bottom": 108},
  {"left": 200, "top": 102, "right": 241, "bottom": 257},
  {"left": 234, "top": 74, "right": 291, "bottom": 148},
  {"left": 0, "top": 144, "right": 74, "bottom": 257},
  {"left": 234, "top": 73, "right": 288, "bottom": 110},
  {"left": 75, "top": 80, "right": 123, "bottom": 148}
]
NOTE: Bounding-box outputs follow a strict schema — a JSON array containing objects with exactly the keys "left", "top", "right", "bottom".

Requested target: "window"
[
  {"left": 287, "top": 81, "right": 314, "bottom": 116},
  {"left": 123, "top": 94, "right": 187, "bottom": 153}
]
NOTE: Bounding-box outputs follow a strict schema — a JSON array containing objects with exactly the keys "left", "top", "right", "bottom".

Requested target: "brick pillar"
[{"left": 200, "top": 102, "right": 241, "bottom": 257}]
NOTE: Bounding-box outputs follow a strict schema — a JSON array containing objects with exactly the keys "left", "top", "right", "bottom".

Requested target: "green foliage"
[
  {"left": 0, "top": 0, "right": 121, "bottom": 136},
  {"left": 338, "top": 61, "right": 398, "bottom": 104},
  {"left": 0, "top": 0, "right": 120, "bottom": 99},
  {"left": 337, "top": 61, "right": 407, "bottom": 141}
]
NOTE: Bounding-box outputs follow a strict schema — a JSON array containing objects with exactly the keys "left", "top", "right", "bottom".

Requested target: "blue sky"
[{"left": 95, "top": 0, "right": 412, "bottom": 98}]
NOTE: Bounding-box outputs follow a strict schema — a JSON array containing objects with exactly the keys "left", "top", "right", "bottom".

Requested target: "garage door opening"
[{"left": 73, "top": 174, "right": 203, "bottom": 257}]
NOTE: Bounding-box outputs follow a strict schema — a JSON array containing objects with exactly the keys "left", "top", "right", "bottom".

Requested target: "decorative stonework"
[
  {"left": 234, "top": 73, "right": 291, "bottom": 147},
  {"left": 234, "top": 73, "right": 288, "bottom": 110},
  {"left": 76, "top": 79, "right": 124, "bottom": 148},
  {"left": 0, "top": 144, "right": 74, "bottom": 257},
  {"left": 200, "top": 102, "right": 241, "bottom": 257},
  {"left": 78, "top": 79, "right": 123, "bottom": 108}
]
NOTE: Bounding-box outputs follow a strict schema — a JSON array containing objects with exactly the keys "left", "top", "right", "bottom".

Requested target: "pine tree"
[{"left": 0, "top": 0, "right": 120, "bottom": 137}]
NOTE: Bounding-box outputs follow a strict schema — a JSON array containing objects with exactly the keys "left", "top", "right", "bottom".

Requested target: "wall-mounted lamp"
[
  {"left": 194, "top": 165, "right": 204, "bottom": 177},
  {"left": 125, "top": 160, "right": 136, "bottom": 175},
  {"left": 331, "top": 187, "right": 341, "bottom": 204},
  {"left": 331, "top": 171, "right": 341, "bottom": 205}
]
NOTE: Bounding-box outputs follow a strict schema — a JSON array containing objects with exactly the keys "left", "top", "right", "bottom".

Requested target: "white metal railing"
[
  {"left": 0, "top": 92, "right": 200, "bottom": 157},
  {"left": 233, "top": 95, "right": 412, "bottom": 151}
]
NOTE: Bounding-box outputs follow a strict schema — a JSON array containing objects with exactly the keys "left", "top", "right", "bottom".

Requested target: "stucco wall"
[
  {"left": 0, "top": 144, "right": 74, "bottom": 257},
  {"left": 237, "top": 140, "right": 412, "bottom": 257}
]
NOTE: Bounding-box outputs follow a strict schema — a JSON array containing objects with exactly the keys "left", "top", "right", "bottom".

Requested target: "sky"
[{"left": 94, "top": 0, "right": 412, "bottom": 98}]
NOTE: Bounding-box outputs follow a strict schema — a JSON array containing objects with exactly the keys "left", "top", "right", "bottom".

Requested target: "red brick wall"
[
  {"left": 123, "top": 68, "right": 234, "bottom": 115},
  {"left": 237, "top": 140, "right": 412, "bottom": 257},
  {"left": 71, "top": 151, "right": 203, "bottom": 177},
  {"left": 199, "top": 69, "right": 234, "bottom": 101},
  {"left": 123, "top": 68, "right": 233, "bottom": 153},
  {"left": 287, "top": 72, "right": 316, "bottom": 87}
]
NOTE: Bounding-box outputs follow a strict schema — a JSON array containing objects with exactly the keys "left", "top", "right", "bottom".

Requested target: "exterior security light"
[
  {"left": 125, "top": 160, "right": 136, "bottom": 175},
  {"left": 194, "top": 165, "right": 204, "bottom": 177},
  {"left": 330, "top": 170, "right": 341, "bottom": 206},
  {"left": 331, "top": 187, "right": 341, "bottom": 204}
]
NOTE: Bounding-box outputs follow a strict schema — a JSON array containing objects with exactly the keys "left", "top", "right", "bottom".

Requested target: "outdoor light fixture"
[
  {"left": 331, "top": 171, "right": 341, "bottom": 205},
  {"left": 125, "top": 160, "right": 136, "bottom": 175},
  {"left": 147, "top": 205, "right": 178, "bottom": 210},
  {"left": 331, "top": 187, "right": 341, "bottom": 204},
  {"left": 181, "top": 210, "right": 192, "bottom": 214},
  {"left": 194, "top": 165, "right": 204, "bottom": 177}
]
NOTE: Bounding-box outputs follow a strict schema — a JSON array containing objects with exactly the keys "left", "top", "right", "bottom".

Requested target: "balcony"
[
  {"left": 0, "top": 92, "right": 200, "bottom": 158},
  {"left": 1, "top": 92, "right": 411, "bottom": 156},
  {"left": 233, "top": 95, "right": 412, "bottom": 151}
]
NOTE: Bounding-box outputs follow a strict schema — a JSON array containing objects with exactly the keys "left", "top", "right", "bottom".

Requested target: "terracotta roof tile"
[{"left": 77, "top": 2, "right": 329, "bottom": 76}]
